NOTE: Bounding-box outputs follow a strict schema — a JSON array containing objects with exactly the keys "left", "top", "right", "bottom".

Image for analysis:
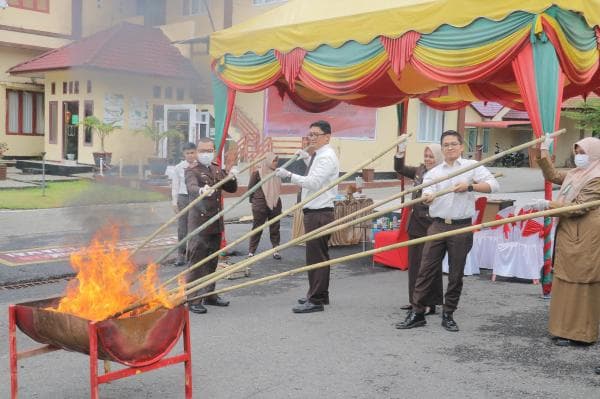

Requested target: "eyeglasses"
[
  {"left": 308, "top": 132, "right": 328, "bottom": 137},
  {"left": 442, "top": 142, "right": 461, "bottom": 149}
]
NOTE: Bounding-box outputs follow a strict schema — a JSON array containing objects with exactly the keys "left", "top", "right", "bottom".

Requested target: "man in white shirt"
[
  {"left": 397, "top": 130, "right": 499, "bottom": 332},
  {"left": 276, "top": 120, "right": 339, "bottom": 313},
  {"left": 171, "top": 142, "right": 198, "bottom": 266}
]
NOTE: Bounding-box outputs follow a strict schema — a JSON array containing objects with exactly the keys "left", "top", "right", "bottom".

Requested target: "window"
[
  {"left": 153, "top": 86, "right": 161, "bottom": 98},
  {"left": 252, "top": 0, "right": 287, "bottom": 5},
  {"left": 63, "top": 82, "right": 67, "bottom": 94},
  {"left": 51, "top": 82, "right": 56, "bottom": 95},
  {"left": 74, "top": 81, "right": 79, "bottom": 94},
  {"left": 84, "top": 101, "right": 94, "bottom": 145},
  {"left": 165, "top": 86, "right": 172, "bottom": 99},
  {"left": 467, "top": 128, "right": 477, "bottom": 152},
  {"left": 153, "top": 104, "right": 164, "bottom": 122},
  {"left": 68, "top": 81, "right": 73, "bottom": 94},
  {"left": 482, "top": 128, "right": 490, "bottom": 153},
  {"left": 7, "top": 0, "right": 50, "bottom": 12},
  {"left": 87, "top": 80, "right": 92, "bottom": 94},
  {"left": 6, "top": 90, "right": 44, "bottom": 135},
  {"left": 176, "top": 88, "right": 184, "bottom": 101},
  {"left": 49, "top": 101, "right": 58, "bottom": 143},
  {"left": 417, "top": 102, "right": 444, "bottom": 142},
  {"left": 182, "top": 0, "right": 207, "bottom": 16}
]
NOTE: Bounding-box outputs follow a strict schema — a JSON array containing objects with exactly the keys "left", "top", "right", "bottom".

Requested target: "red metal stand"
[{"left": 9, "top": 305, "right": 193, "bottom": 399}]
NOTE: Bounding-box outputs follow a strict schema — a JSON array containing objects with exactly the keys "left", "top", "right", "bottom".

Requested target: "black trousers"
[
  {"left": 186, "top": 233, "right": 221, "bottom": 304},
  {"left": 408, "top": 238, "right": 443, "bottom": 306},
  {"left": 412, "top": 221, "right": 473, "bottom": 313},
  {"left": 176, "top": 194, "right": 190, "bottom": 257},
  {"left": 303, "top": 209, "right": 334, "bottom": 304},
  {"left": 248, "top": 199, "right": 282, "bottom": 254}
]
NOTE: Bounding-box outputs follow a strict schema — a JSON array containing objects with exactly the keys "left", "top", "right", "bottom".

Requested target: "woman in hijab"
[
  {"left": 393, "top": 135, "right": 444, "bottom": 317},
  {"left": 532, "top": 136, "right": 600, "bottom": 346},
  {"left": 247, "top": 152, "right": 283, "bottom": 260}
]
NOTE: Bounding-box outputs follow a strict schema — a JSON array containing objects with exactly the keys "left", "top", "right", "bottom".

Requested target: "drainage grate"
[{"left": 0, "top": 276, "right": 74, "bottom": 291}]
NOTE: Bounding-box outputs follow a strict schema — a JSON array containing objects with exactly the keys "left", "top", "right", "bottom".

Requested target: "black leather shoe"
[
  {"left": 395, "top": 311, "right": 426, "bottom": 329},
  {"left": 292, "top": 301, "right": 324, "bottom": 313},
  {"left": 175, "top": 256, "right": 186, "bottom": 267},
  {"left": 298, "top": 297, "right": 329, "bottom": 305},
  {"left": 554, "top": 338, "right": 572, "bottom": 347},
  {"left": 400, "top": 304, "right": 412, "bottom": 310},
  {"left": 189, "top": 303, "right": 207, "bottom": 314},
  {"left": 425, "top": 305, "right": 437, "bottom": 316},
  {"left": 441, "top": 312, "right": 459, "bottom": 332},
  {"left": 204, "top": 295, "right": 230, "bottom": 307},
  {"left": 595, "top": 366, "right": 600, "bottom": 375}
]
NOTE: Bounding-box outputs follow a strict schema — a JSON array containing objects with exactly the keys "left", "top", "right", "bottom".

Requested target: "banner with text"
[{"left": 263, "top": 87, "right": 377, "bottom": 140}]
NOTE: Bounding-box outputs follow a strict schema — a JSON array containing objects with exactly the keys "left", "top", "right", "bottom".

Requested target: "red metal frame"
[{"left": 9, "top": 305, "right": 193, "bottom": 399}]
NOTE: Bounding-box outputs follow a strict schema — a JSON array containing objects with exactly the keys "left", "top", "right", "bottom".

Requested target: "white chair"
[{"left": 492, "top": 209, "right": 543, "bottom": 282}]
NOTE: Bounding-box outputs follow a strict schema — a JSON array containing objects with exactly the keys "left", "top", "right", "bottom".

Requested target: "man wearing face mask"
[
  {"left": 185, "top": 138, "right": 238, "bottom": 314},
  {"left": 526, "top": 136, "right": 600, "bottom": 347}
]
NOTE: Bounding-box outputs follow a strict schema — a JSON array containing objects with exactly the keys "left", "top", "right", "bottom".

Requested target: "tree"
[
  {"left": 562, "top": 100, "right": 600, "bottom": 138},
  {"left": 134, "top": 125, "right": 185, "bottom": 157},
  {"left": 80, "top": 116, "right": 120, "bottom": 153}
]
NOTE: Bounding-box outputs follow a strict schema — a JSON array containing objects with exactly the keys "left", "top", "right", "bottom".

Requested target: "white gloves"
[
  {"left": 396, "top": 134, "right": 408, "bottom": 155},
  {"left": 295, "top": 149, "right": 310, "bottom": 161},
  {"left": 199, "top": 184, "right": 215, "bottom": 197},
  {"left": 275, "top": 168, "right": 292, "bottom": 179},
  {"left": 540, "top": 134, "right": 554, "bottom": 151},
  {"left": 524, "top": 199, "right": 550, "bottom": 211},
  {"left": 228, "top": 166, "right": 239, "bottom": 178}
]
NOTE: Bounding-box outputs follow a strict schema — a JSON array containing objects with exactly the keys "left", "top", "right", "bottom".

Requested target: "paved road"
[{"left": 1, "top": 224, "right": 598, "bottom": 398}]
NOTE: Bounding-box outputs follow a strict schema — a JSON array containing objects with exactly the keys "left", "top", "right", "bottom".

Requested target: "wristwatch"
[{"left": 467, "top": 184, "right": 474, "bottom": 192}]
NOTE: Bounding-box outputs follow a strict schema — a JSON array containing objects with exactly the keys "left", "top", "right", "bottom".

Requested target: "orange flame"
[{"left": 53, "top": 227, "right": 177, "bottom": 321}]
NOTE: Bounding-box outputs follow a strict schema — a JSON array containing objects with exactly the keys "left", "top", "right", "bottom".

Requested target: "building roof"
[
  {"left": 470, "top": 102, "right": 503, "bottom": 118},
  {"left": 8, "top": 22, "right": 199, "bottom": 81},
  {"left": 502, "top": 109, "right": 529, "bottom": 120},
  {"left": 562, "top": 93, "right": 600, "bottom": 108}
]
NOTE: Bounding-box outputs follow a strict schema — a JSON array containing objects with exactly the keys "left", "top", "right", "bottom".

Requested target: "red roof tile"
[
  {"left": 503, "top": 109, "right": 529, "bottom": 120},
  {"left": 470, "top": 102, "right": 503, "bottom": 118},
  {"left": 9, "top": 22, "right": 199, "bottom": 80}
]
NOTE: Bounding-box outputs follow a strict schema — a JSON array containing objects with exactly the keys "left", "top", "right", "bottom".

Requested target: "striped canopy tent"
[{"left": 209, "top": 0, "right": 600, "bottom": 295}]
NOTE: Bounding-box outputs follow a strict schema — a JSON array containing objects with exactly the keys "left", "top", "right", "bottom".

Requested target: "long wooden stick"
[
  {"left": 187, "top": 199, "right": 600, "bottom": 301},
  {"left": 176, "top": 129, "right": 566, "bottom": 293},
  {"left": 159, "top": 134, "right": 411, "bottom": 288},
  {"left": 109, "top": 135, "right": 411, "bottom": 319},
  {"left": 131, "top": 155, "right": 265, "bottom": 258},
  {"left": 179, "top": 172, "right": 501, "bottom": 297},
  {"left": 152, "top": 153, "right": 300, "bottom": 265}
]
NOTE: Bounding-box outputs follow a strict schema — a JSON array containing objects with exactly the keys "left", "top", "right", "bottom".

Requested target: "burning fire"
[{"left": 53, "top": 228, "right": 179, "bottom": 321}]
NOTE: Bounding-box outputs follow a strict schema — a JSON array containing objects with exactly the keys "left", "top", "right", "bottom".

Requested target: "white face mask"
[
  {"left": 574, "top": 154, "right": 590, "bottom": 169},
  {"left": 198, "top": 152, "right": 214, "bottom": 166}
]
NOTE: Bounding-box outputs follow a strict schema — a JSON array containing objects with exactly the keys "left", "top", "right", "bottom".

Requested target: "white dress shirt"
[
  {"left": 290, "top": 144, "right": 339, "bottom": 209},
  {"left": 422, "top": 157, "right": 499, "bottom": 220},
  {"left": 171, "top": 160, "right": 190, "bottom": 206}
]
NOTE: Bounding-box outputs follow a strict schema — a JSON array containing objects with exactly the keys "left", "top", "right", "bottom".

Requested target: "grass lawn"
[{"left": 0, "top": 180, "right": 167, "bottom": 209}]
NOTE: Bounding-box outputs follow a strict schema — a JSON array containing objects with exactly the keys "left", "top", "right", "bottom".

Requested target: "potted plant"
[
  {"left": 135, "top": 125, "right": 185, "bottom": 176},
  {"left": 80, "top": 116, "right": 119, "bottom": 167},
  {"left": 0, "top": 142, "right": 8, "bottom": 180}
]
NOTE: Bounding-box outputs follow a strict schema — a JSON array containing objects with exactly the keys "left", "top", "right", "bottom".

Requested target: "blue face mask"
[
  {"left": 574, "top": 154, "right": 590, "bottom": 169},
  {"left": 198, "top": 152, "right": 214, "bottom": 166}
]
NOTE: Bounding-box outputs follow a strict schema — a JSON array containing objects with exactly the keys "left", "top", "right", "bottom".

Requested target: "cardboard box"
[{"left": 481, "top": 199, "right": 515, "bottom": 223}]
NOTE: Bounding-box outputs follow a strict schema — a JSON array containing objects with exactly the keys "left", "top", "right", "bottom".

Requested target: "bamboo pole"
[
  {"left": 176, "top": 129, "right": 566, "bottom": 294},
  {"left": 110, "top": 135, "right": 412, "bottom": 319},
  {"left": 187, "top": 199, "right": 600, "bottom": 302},
  {"left": 158, "top": 134, "right": 411, "bottom": 288},
  {"left": 151, "top": 153, "right": 297, "bottom": 265},
  {"left": 130, "top": 155, "right": 266, "bottom": 258},
  {"left": 180, "top": 172, "right": 501, "bottom": 297}
]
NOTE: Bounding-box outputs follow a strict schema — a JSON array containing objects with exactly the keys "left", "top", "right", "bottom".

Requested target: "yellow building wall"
[
  {"left": 0, "top": 1, "right": 72, "bottom": 36},
  {"left": 44, "top": 69, "right": 193, "bottom": 165},
  {"left": 0, "top": 46, "right": 46, "bottom": 157}
]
